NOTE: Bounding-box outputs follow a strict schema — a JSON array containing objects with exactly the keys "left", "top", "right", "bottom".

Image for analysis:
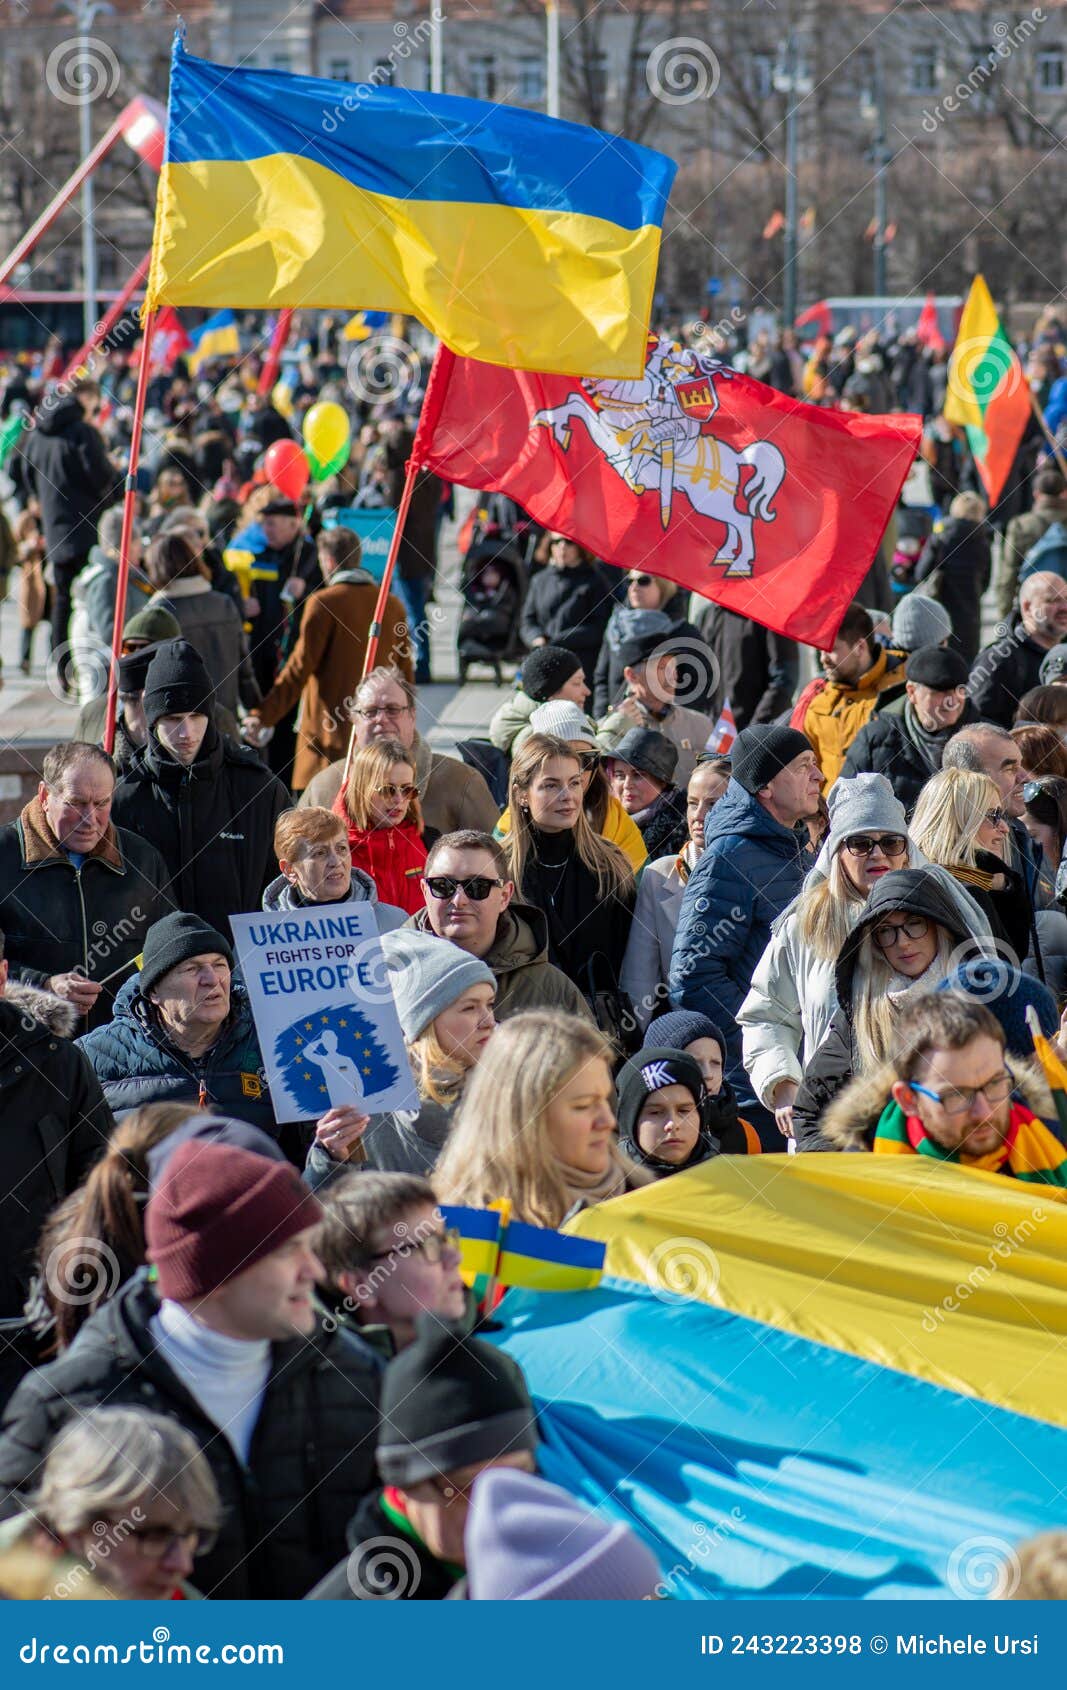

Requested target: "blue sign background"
[{"left": 330, "top": 507, "right": 397, "bottom": 582}]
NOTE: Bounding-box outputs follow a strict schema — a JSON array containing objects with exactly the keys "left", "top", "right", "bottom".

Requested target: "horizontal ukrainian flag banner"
[
  {"left": 188, "top": 308, "right": 239, "bottom": 370},
  {"left": 147, "top": 35, "right": 676, "bottom": 378}
]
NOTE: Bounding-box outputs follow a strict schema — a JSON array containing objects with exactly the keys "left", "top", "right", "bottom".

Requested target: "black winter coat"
[
  {"left": 246, "top": 535, "right": 323, "bottom": 693},
  {"left": 111, "top": 724, "right": 289, "bottom": 940},
  {"left": 0, "top": 1272, "right": 381, "bottom": 1599},
  {"left": 968, "top": 624, "right": 1048, "bottom": 729},
  {"left": 792, "top": 870, "right": 979, "bottom": 1151},
  {"left": 0, "top": 807, "right": 172, "bottom": 1031},
  {"left": 840, "top": 698, "right": 978, "bottom": 817},
  {"left": 699, "top": 604, "right": 799, "bottom": 732},
  {"left": 519, "top": 563, "right": 613, "bottom": 681},
  {"left": 0, "top": 989, "right": 112, "bottom": 1324},
  {"left": 306, "top": 1488, "right": 460, "bottom": 1599},
  {"left": 914, "top": 518, "right": 991, "bottom": 665},
  {"left": 635, "top": 787, "right": 689, "bottom": 860},
  {"left": 20, "top": 397, "right": 121, "bottom": 563}
]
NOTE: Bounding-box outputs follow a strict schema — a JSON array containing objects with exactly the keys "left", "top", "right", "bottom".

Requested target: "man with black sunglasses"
[{"left": 408, "top": 829, "right": 590, "bottom": 1022}]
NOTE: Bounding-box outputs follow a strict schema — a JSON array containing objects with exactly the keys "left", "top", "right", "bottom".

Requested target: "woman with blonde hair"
[
  {"left": 739, "top": 773, "right": 990, "bottom": 1139},
  {"left": 790, "top": 868, "right": 980, "bottom": 1150},
  {"left": 434, "top": 1011, "right": 650, "bottom": 1228},
  {"left": 504, "top": 733, "right": 636, "bottom": 997},
  {"left": 332, "top": 735, "right": 428, "bottom": 914},
  {"left": 5, "top": 1407, "right": 220, "bottom": 1600},
  {"left": 910, "top": 767, "right": 1030, "bottom": 960}
]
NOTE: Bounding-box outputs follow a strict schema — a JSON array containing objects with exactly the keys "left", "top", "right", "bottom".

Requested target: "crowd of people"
[{"left": 0, "top": 305, "right": 1066, "bottom": 1600}]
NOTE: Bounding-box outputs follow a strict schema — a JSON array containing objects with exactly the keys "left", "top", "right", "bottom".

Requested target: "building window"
[
  {"left": 1037, "top": 46, "right": 1065, "bottom": 91},
  {"left": 517, "top": 54, "right": 544, "bottom": 101},
  {"left": 467, "top": 54, "right": 496, "bottom": 99},
  {"left": 589, "top": 49, "right": 609, "bottom": 102},
  {"left": 272, "top": 53, "right": 292, "bottom": 71},
  {"left": 908, "top": 47, "right": 937, "bottom": 94},
  {"left": 749, "top": 52, "right": 774, "bottom": 98},
  {"left": 329, "top": 59, "right": 351, "bottom": 82},
  {"left": 373, "top": 58, "right": 396, "bottom": 87}
]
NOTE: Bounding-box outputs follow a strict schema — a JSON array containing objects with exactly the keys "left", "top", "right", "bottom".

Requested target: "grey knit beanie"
[
  {"left": 891, "top": 594, "right": 953, "bottom": 652},
  {"left": 527, "top": 701, "right": 597, "bottom": 745},
  {"left": 465, "top": 1468, "right": 661, "bottom": 1600},
  {"left": 824, "top": 772, "right": 907, "bottom": 863},
  {"left": 379, "top": 930, "right": 495, "bottom": 1042}
]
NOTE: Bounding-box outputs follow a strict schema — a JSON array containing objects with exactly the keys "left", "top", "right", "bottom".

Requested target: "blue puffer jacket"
[
  {"left": 669, "top": 780, "right": 807, "bottom": 1103},
  {"left": 76, "top": 973, "right": 277, "bottom": 1138}
]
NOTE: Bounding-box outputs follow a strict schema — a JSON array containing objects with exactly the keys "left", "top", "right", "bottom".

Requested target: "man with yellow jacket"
[{"left": 790, "top": 602, "right": 907, "bottom": 790}]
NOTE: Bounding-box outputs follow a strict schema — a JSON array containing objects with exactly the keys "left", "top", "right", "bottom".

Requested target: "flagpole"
[
  {"left": 339, "top": 459, "right": 421, "bottom": 789},
  {"left": 257, "top": 308, "right": 293, "bottom": 397},
  {"left": 1028, "top": 385, "right": 1067, "bottom": 486},
  {"left": 60, "top": 248, "right": 152, "bottom": 382},
  {"left": 103, "top": 307, "right": 156, "bottom": 756},
  {"left": 339, "top": 344, "right": 458, "bottom": 787}
]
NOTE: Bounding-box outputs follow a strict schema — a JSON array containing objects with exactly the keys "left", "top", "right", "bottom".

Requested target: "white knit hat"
[{"left": 528, "top": 701, "right": 597, "bottom": 745}]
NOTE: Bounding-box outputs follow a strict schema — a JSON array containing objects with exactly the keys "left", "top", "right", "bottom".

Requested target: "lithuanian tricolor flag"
[
  {"left": 146, "top": 34, "right": 675, "bottom": 379},
  {"left": 943, "top": 275, "right": 1031, "bottom": 504}
]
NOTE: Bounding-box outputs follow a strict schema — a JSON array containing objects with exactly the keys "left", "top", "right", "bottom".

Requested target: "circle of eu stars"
[{"left": 274, "top": 1003, "right": 400, "bottom": 1115}]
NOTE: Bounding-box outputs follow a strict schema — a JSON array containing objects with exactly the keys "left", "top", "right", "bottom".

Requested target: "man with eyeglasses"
[
  {"left": 300, "top": 667, "right": 498, "bottom": 836},
  {"left": 841, "top": 645, "right": 974, "bottom": 814},
  {"left": 835, "top": 992, "right": 1067, "bottom": 1184},
  {"left": 313, "top": 1171, "right": 469, "bottom": 1367},
  {"left": 408, "top": 829, "right": 590, "bottom": 1021}
]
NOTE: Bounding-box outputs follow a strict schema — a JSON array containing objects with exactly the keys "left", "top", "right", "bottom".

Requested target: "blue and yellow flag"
[
  {"left": 146, "top": 35, "right": 676, "bottom": 378},
  {"left": 439, "top": 1205, "right": 605, "bottom": 1293},
  {"left": 188, "top": 309, "right": 239, "bottom": 371},
  {"left": 343, "top": 310, "right": 388, "bottom": 342}
]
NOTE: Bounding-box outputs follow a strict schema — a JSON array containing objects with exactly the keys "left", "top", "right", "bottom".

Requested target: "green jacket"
[{"left": 488, "top": 690, "right": 537, "bottom": 753}]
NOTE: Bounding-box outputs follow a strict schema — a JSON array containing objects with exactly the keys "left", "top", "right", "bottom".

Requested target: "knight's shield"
[{"left": 674, "top": 375, "right": 718, "bottom": 422}]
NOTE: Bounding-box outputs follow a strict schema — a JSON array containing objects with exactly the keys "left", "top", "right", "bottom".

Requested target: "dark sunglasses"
[
  {"left": 984, "top": 808, "right": 1008, "bottom": 826},
  {"left": 629, "top": 573, "right": 654, "bottom": 587},
  {"left": 1024, "top": 780, "right": 1052, "bottom": 804},
  {"left": 423, "top": 875, "right": 505, "bottom": 902},
  {"left": 376, "top": 783, "right": 417, "bottom": 800},
  {"left": 842, "top": 833, "right": 908, "bottom": 858}
]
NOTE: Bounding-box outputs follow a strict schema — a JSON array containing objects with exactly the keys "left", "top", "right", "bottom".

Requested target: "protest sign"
[
  {"left": 229, "top": 903, "right": 417, "bottom": 1125},
  {"left": 330, "top": 508, "right": 397, "bottom": 582}
]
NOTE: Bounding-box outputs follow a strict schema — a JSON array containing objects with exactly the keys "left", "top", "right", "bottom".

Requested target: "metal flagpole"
[
  {"left": 545, "top": 0, "right": 560, "bottom": 118},
  {"left": 103, "top": 307, "right": 156, "bottom": 755}
]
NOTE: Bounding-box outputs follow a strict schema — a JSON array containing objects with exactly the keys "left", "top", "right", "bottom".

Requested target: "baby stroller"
[{"left": 456, "top": 541, "right": 526, "bottom": 684}]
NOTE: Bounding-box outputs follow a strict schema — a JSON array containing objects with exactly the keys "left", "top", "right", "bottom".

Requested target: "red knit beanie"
[{"left": 145, "top": 1141, "right": 322, "bottom": 1303}]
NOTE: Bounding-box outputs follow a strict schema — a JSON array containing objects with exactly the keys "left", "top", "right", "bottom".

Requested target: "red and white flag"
[
  {"left": 412, "top": 337, "right": 921, "bottom": 648},
  {"left": 705, "top": 698, "right": 737, "bottom": 754}
]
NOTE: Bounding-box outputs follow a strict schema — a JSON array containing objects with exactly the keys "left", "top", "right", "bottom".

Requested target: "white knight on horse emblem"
[{"left": 532, "top": 340, "right": 786, "bottom": 579}]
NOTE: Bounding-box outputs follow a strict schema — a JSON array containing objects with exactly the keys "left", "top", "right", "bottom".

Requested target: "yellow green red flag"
[{"left": 943, "top": 274, "right": 1031, "bottom": 504}]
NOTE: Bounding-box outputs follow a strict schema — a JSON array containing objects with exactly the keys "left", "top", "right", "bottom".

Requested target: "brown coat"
[
  {"left": 254, "top": 569, "right": 413, "bottom": 791},
  {"left": 300, "top": 734, "right": 499, "bottom": 837}
]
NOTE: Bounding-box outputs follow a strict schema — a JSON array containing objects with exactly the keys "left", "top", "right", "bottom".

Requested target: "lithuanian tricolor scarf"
[{"left": 873, "top": 1098, "right": 1067, "bottom": 1186}]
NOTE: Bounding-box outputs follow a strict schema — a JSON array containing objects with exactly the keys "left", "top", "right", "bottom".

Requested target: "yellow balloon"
[
  {"left": 272, "top": 381, "right": 293, "bottom": 419},
  {"left": 303, "top": 400, "right": 350, "bottom": 463}
]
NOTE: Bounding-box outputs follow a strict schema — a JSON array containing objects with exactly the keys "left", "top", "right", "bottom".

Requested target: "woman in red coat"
[{"left": 333, "top": 737, "right": 428, "bottom": 915}]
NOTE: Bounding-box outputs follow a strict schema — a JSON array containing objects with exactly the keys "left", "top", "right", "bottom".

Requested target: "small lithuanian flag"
[{"left": 943, "top": 275, "right": 1031, "bottom": 505}]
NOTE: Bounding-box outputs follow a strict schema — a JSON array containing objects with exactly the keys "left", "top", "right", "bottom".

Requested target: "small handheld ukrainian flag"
[
  {"left": 439, "top": 1204, "right": 605, "bottom": 1295},
  {"left": 146, "top": 33, "right": 676, "bottom": 379},
  {"left": 188, "top": 309, "right": 239, "bottom": 372}
]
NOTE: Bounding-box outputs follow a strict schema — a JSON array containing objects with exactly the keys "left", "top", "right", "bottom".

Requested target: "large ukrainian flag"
[{"left": 146, "top": 35, "right": 676, "bottom": 379}]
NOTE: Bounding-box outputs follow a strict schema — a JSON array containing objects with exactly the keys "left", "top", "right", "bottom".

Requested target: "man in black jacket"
[
  {"left": 20, "top": 379, "right": 121, "bottom": 688},
  {"left": 0, "top": 1140, "right": 380, "bottom": 1599},
  {"left": 841, "top": 646, "right": 973, "bottom": 815},
  {"left": 699, "top": 603, "right": 799, "bottom": 732},
  {"left": 968, "top": 571, "right": 1067, "bottom": 728},
  {"left": 111, "top": 641, "right": 289, "bottom": 937},
  {"left": 0, "top": 740, "right": 172, "bottom": 1030},
  {"left": 307, "top": 1315, "right": 538, "bottom": 1599},
  {"left": 0, "top": 960, "right": 113, "bottom": 1408}
]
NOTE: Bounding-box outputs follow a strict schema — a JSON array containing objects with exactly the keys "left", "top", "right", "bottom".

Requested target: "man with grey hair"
[
  {"left": 942, "top": 721, "right": 1044, "bottom": 977},
  {"left": 299, "top": 667, "right": 498, "bottom": 835},
  {"left": 968, "top": 571, "right": 1067, "bottom": 728}
]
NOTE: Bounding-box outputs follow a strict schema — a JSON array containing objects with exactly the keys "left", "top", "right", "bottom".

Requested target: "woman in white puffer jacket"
[{"left": 738, "top": 773, "right": 993, "bottom": 1138}]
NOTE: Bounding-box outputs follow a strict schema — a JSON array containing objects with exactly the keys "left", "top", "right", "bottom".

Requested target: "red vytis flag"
[
  {"left": 414, "top": 337, "right": 922, "bottom": 647},
  {"left": 148, "top": 307, "right": 192, "bottom": 373}
]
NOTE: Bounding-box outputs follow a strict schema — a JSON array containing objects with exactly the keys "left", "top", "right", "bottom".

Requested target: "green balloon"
[{"left": 308, "top": 443, "right": 350, "bottom": 481}]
